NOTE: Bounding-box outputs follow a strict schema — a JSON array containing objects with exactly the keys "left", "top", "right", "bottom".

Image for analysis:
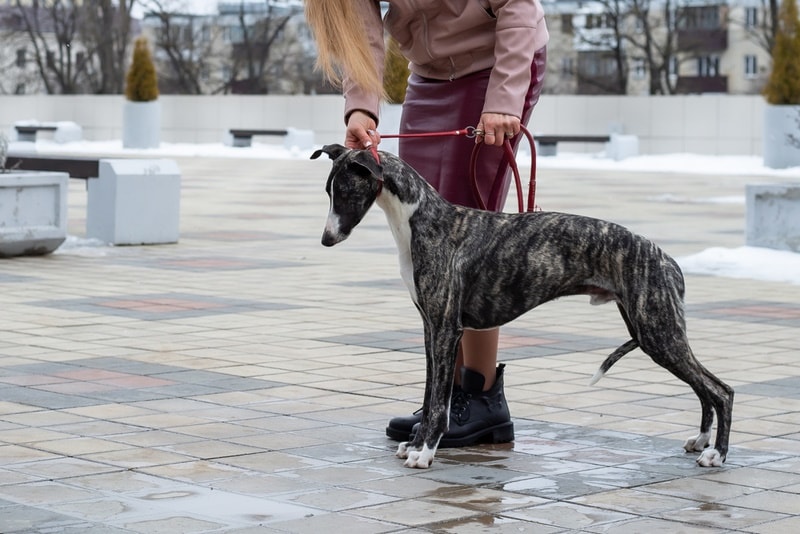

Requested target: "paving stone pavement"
[{"left": 1, "top": 152, "right": 799, "bottom": 533}]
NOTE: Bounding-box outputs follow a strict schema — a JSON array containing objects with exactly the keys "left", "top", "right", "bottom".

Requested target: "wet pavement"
[{"left": 1, "top": 153, "right": 799, "bottom": 533}]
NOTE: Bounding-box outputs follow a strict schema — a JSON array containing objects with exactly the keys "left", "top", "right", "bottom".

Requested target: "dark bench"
[
  {"left": 5, "top": 155, "right": 99, "bottom": 181},
  {"left": 14, "top": 124, "right": 58, "bottom": 142},
  {"left": 229, "top": 128, "right": 288, "bottom": 147},
  {"left": 536, "top": 134, "right": 611, "bottom": 156}
]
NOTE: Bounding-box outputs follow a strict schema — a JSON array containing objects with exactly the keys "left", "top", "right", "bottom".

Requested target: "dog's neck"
[
  {"left": 372, "top": 154, "right": 448, "bottom": 304},
  {"left": 374, "top": 155, "right": 444, "bottom": 211}
]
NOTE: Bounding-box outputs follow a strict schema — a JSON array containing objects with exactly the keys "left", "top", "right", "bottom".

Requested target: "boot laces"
[{"left": 451, "top": 389, "right": 472, "bottom": 423}]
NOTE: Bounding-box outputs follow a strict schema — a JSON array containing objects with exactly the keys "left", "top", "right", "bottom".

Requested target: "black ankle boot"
[
  {"left": 385, "top": 364, "right": 514, "bottom": 447},
  {"left": 385, "top": 385, "right": 463, "bottom": 441}
]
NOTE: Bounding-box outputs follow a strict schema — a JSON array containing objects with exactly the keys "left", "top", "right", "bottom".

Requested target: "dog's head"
[{"left": 311, "top": 144, "right": 383, "bottom": 247}]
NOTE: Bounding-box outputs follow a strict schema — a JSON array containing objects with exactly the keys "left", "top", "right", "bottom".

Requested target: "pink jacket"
[{"left": 344, "top": 0, "right": 549, "bottom": 125}]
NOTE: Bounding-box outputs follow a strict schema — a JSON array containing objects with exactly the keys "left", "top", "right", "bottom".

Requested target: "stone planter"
[
  {"left": 763, "top": 104, "right": 800, "bottom": 169},
  {"left": 122, "top": 100, "right": 161, "bottom": 149},
  {"left": 0, "top": 170, "right": 68, "bottom": 257}
]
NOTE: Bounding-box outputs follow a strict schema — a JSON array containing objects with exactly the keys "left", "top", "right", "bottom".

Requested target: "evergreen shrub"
[
  {"left": 125, "top": 36, "right": 159, "bottom": 102},
  {"left": 384, "top": 38, "right": 409, "bottom": 104},
  {"left": 763, "top": 0, "right": 800, "bottom": 105}
]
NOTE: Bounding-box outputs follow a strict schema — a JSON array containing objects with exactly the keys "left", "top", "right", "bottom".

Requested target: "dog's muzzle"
[{"left": 321, "top": 213, "right": 349, "bottom": 246}]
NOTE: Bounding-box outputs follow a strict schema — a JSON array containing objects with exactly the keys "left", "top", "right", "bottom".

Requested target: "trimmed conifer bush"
[
  {"left": 125, "top": 36, "right": 159, "bottom": 102},
  {"left": 384, "top": 38, "right": 409, "bottom": 104},
  {"left": 763, "top": 0, "right": 800, "bottom": 105}
]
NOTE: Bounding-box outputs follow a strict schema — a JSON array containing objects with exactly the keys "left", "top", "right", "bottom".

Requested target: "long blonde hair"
[{"left": 304, "top": 0, "right": 384, "bottom": 97}]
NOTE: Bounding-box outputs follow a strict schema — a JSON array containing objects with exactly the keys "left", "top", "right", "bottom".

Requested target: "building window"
[
  {"left": 561, "top": 56, "right": 575, "bottom": 75},
  {"left": 744, "top": 55, "right": 758, "bottom": 78},
  {"left": 745, "top": 7, "right": 758, "bottom": 28},
  {"left": 669, "top": 56, "right": 679, "bottom": 77},
  {"left": 682, "top": 6, "right": 720, "bottom": 30},
  {"left": 632, "top": 58, "right": 646, "bottom": 80},
  {"left": 16, "top": 48, "right": 26, "bottom": 68},
  {"left": 585, "top": 13, "right": 610, "bottom": 29},
  {"left": 697, "top": 55, "right": 719, "bottom": 77},
  {"left": 561, "top": 14, "right": 573, "bottom": 34}
]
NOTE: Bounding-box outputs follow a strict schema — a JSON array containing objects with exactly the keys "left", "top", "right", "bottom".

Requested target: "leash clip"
[{"left": 465, "top": 126, "right": 478, "bottom": 139}]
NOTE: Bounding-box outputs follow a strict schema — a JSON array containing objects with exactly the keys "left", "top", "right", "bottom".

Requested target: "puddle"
[
  {"left": 79, "top": 474, "right": 322, "bottom": 527},
  {"left": 127, "top": 485, "right": 319, "bottom": 526}
]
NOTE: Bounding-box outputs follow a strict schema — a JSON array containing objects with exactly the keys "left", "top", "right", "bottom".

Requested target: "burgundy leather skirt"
[{"left": 399, "top": 47, "right": 547, "bottom": 211}]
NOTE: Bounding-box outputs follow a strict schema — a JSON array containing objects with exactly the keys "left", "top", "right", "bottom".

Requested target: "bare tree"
[
  {"left": 226, "top": 1, "right": 299, "bottom": 94},
  {"left": 140, "top": 0, "right": 224, "bottom": 94},
  {"left": 78, "top": 0, "right": 136, "bottom": 94},
  {"left": 0, "top": 7, "right": 44, "bottom": 94},
  {"left": 11, "top": 0, "right": 135, "bottom": 94},
  {"left": 573, "top": 0, "right": 629, "bottom": 94},
  {"left": 578, "top": 0, "right": 699, "bottom": 95},
  {"left": 625, "top": 0, "right": 682, "bottom": 95},
  {"left": 15, "top": 0, "right": 85, "bottom": 93},
  {"left": 740, "top": 0, "right": 781, "bottom": 55}
]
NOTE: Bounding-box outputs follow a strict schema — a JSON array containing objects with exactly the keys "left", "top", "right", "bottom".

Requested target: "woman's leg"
[{"left": 458, "top": 330, "right": 499, "bottom": 391}]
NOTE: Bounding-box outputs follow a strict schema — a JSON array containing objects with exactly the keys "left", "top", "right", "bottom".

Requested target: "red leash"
[{"left": 372, "top": 124, "right": 538, "bottom": 213}]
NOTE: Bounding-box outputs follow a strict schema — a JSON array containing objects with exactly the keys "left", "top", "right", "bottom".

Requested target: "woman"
[{"left": 305, "top": 0, "right": 548, "bottom": 447}]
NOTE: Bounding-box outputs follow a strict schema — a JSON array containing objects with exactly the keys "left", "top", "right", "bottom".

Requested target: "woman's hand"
[
  {"left": 346, "top": 111, "right": 380, "bottom": 149},
  {"left": 476, "top": 113, "right": 520, "bottom": 147}
]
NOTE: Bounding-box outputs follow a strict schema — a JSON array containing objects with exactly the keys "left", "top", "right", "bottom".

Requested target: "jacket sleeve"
[
  {"left": 342, "top": 0, "right": 385, "bottom": 125},
  {"left": 483, "top": 0, "right": 548, "bottom": 118}
]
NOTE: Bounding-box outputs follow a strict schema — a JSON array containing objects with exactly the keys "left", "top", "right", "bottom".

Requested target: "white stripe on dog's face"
[{"left": 322, "top": 198, "right": 346, "bottom": 246}]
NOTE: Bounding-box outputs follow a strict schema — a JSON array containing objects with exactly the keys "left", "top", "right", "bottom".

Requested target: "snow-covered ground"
[{"left": 13, "top": 138, "right": 800, "bottom": 286}]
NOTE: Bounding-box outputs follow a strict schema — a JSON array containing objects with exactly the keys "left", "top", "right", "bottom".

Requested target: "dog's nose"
[{"left": 321, "top": 232, "right": 338, "bottom": 247}]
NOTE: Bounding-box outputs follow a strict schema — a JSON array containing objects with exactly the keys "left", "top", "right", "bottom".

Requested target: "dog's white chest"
[{"left": 378, "top": 196, "right": 418, "bottom": 304}]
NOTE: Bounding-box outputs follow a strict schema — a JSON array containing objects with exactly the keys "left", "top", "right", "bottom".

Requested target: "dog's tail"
[{"left": 589, "top": 339, "right": 639, "bottom": 385}]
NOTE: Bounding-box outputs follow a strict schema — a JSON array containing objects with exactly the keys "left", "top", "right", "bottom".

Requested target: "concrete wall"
[{"left": 0, "top": 94, "right": 766, "bottom": 156}]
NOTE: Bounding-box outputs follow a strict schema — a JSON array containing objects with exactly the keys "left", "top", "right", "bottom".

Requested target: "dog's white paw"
[
  {"left": 683, "top": 431, "right": 711, "bottom": 452},
  {"left": 403, "top": 444, "right": 435, "bottom": 469},
  {"left": 696, "top": 448, "right": 723, "bottom": 467},
  {"left": 396, "top": 442, "right": 410, "bottom": 459}
]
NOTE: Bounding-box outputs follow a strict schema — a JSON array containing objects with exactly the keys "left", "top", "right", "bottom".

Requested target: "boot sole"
[{"left": 405, "top": 421, "right": 515, "bottom": 448}]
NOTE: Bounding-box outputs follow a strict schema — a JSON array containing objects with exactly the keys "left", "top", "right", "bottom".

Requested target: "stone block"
[
  {"left": 746, "top": 183, "right": 800, "bottom": 252},
  {"left": 87, "top": 159, "right": 180, "bottom": 245}
]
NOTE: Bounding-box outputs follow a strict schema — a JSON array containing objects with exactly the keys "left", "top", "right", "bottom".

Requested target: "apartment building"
[{"left": 541, "top": 0, "right": 774, "bottom": 96}]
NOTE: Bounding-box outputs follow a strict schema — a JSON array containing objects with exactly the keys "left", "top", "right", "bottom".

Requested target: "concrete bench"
[
  {"left": 4, "top": 154, "right": 180, "bottom": 246},
  {"left": 746, "top": 183, "right": 800, "bottom": 252},
  {"left": 536, "top": 135, "right": 611, "bottom": 156},
  {"left": 228, "top": 128, "right": 288, "bottom": 147},
  {"left": 5, "top": 155, "right": 99, "bottom": 180},
  {"left": 13, "top": 121, "right": 82, "bottom": 143},
  {"left": 226, "top": 127, "right": 315, "bottom": 150},
  {"left": 14, "top": 124, "right": 57, "bottom": 142}
]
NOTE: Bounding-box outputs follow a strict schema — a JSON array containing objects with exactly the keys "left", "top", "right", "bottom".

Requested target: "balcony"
[
  {"left": 677, "top": 29, "right": 728, "bottom": 52},
  {"left": 675, "top": 76, "right": 728, "bottom": 94}
]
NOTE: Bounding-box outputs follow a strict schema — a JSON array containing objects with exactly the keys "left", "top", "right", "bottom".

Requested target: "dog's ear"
[
  {"left": 352, "top": 150, "right": 383, "bottom": 180},
  {"left": 310, "top": 144, "right": 349, "bottom": 161}
]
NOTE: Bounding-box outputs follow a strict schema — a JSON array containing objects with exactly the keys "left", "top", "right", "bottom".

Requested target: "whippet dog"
[{"left": 312, "top": 144, "right": 733, "bottom": 469}]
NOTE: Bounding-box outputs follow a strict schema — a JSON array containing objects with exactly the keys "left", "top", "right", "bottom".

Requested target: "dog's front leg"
[
  {"left": 400, "top": 319, "right": 461, "bottom": 469},
  {"left": 396, "top": 315, "right": 434, "bottom": 462}
]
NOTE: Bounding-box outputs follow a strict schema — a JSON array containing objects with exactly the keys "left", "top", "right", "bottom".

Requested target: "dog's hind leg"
[{"left": 643, "top": 338, "right": 734, "bottom": 467}]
